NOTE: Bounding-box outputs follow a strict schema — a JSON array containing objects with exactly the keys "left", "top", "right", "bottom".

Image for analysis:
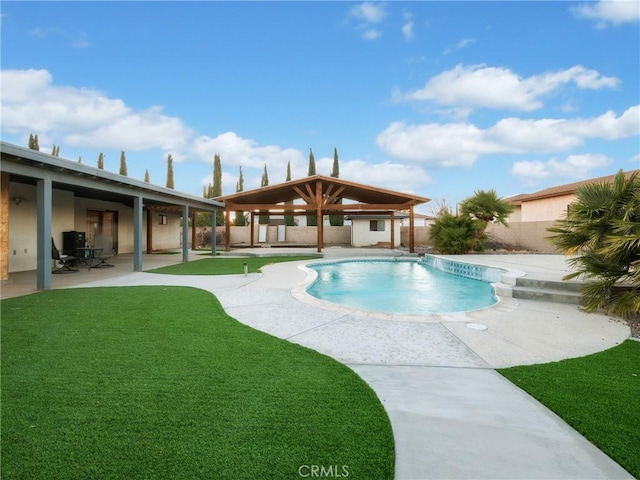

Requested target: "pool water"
[{"left": 306, "top": 260, "right": 497, "bottom": 314}]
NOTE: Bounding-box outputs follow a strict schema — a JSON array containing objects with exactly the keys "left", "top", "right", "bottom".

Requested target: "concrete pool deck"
[{"left": 1, "top": 250, "right": 633, "bottom": 479}]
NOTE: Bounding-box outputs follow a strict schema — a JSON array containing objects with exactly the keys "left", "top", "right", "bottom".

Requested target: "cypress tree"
[
  {"left": 97, "top": 152, "right": 105, "bottom": 169},
  {"left": 212, "top": 153, "right": 224, "bottom": 226},
  {"left": 166, "top": 154, "right": 174, "bottom": 188},
  {"left": 329, "top": 147, "right": 344, "bottom": 226},
  {"left": 119, "top": 151, "right": 128, "bottom": 176},
  {"left": 284, "top": 161, "right": 295, "bottom": 226},
  {"left": 235, "top": 166, "right": 246, "bottom": 226},
  {"left": 78, "top": 156, "right": 82, "bottom": 164},
  {"left": 28, "top": 133, "right": 34, "bottom": 149},
  {"left": 307, "top": 148, "right": 317, "bottom": 226},
  {"left": 144, "top": 169, "right": 150, "bottom": 182},
  {"left": 33, "top": 134, "right": 40, "bottom": 151},
  {"left": 259, "top": 164, "right": 269, "bottom": 224}
]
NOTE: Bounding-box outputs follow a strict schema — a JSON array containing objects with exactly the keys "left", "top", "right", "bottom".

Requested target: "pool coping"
[{"left": 292, "top": 256, "right": 522, "bottom": 324}]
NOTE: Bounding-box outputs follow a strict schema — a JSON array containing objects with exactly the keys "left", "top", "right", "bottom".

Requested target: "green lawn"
[
  {"left": 147, "top": 256, "right": 318, "bottom": 275},
  {"left": 1, "top": 287, "right": 394, "bottom": 480},
  {"left": 499, "top": 340, "right": 640, "bottom": 478}
]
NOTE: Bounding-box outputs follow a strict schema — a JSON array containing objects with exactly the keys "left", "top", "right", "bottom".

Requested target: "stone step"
[
  {"left": 515, "top": 277, "right": 584, "bottom": 293},
  {"left": 511, "top": 285, "right": 583, "bottom": 305}
]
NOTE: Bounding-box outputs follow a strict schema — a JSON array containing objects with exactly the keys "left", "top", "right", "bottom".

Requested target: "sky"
[{"left": 1, "top": 1, "right": 639, "bottom": 214}]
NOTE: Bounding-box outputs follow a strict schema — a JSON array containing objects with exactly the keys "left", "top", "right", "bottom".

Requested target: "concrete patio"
[{"left": 1, "top": 250, "right": 633, "bottom": 479}]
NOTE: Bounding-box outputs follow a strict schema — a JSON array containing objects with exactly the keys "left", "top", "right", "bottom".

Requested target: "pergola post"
[
  {"left": 225, "top": 208, "right": 231, "bottom": 252},
  {"left": 250, "top": 212, "right": 255, "bottom": 248},
  {"left": 409, "top": 206, "right": 415, "bottom": 253},
  {"left": 316, "top": 179, "right": 323, "bottom": 253},
  {"left": 390, "top": 211, "right": 395, "bottom": 249}
]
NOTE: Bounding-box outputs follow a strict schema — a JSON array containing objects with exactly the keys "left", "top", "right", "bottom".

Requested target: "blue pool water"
[{"left": 306, "top": 260, "right": 497, "bottom": 314}]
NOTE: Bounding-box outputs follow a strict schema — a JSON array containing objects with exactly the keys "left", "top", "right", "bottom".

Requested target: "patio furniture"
[
  {"left": 92, "top": 235, "right": 116, "bottom": 268},
  {"left": 52, "top": 238, "right": 79, "bottom": 273}
]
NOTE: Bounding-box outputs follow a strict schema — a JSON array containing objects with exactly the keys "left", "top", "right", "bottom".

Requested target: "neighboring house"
[
  {"left": 401, "top": 212, "right": 435, "bottom": 227},
  {"left": 346, "top": 213, "right": 408, "bottom": 248},
  {"left": 488, "top": 169, "right": 639, "bottom": 252},
  {"left": 507, "top": 169, "right": 639, "bottom": 222}
]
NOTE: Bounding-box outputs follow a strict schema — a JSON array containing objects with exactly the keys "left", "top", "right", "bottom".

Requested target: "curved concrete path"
[{"left": 62, "top": 253, "right": 632, "bottom": 479}]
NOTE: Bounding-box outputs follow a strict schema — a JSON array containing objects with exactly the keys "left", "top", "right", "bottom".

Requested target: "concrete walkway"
[{"left": 2, "top": 251, "right": 633, "bottom": 479}]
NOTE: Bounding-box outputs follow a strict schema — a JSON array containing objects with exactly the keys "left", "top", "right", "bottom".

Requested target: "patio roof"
[
  {"left": 217, "top": 175, "right": 429, "bottom": 213},
  {"left": 217, "top": 175, "right": 430, "bottom": 252}
]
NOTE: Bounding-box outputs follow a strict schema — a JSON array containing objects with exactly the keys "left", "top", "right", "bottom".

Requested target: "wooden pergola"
[{"left": 217, "top": 175, "right": 430, "bottom": 253}]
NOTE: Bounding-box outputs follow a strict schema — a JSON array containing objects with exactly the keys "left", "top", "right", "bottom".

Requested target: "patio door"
[{"left": 86, "top": 210, "right": 118, "bottom": 253}]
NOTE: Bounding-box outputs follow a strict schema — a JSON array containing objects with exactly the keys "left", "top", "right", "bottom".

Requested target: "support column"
[
  {"left": 250, "top": 212, "right": 255, "bottom": 248},
  {"left": 212, "top": 210, "right": 217, "bottom": 255},
  {"left": 146, "top": 207, "right": 153, "bottom": 253},
  {"left": 36, "top": 176, "right": 52, "bottom": 290},
  {"left": 133, "top": 196, "right": 143, "bottom": 271},
  {"left": 182, "top": 205, "right": 189, "bottom": 263},
  {"left": 409, "top": 206, "right": 415, "bottom": 253},
  {"left": 390, "top": 211, "right": 395, "bottom": 249},
  {"left": 191, "top": 213, "right": 197, "bottom": 250},
  {"left": 225, "top": 209, "right": 231, "bottom": 252},
  {"left": 316, "top": 179, "right": 323, "bottom": 253}
]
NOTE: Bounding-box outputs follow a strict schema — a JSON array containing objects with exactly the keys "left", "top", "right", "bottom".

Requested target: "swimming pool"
[{"left": 306, "top": 258, "right": 500, "bottom": 314}]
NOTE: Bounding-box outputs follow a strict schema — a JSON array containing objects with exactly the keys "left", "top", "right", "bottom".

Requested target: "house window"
[
  {"left": 159, "top": 214, "right": 168, "bottom": 225},
  {"left": 369, "top": 220, "right": 385, "bottom": 232}
]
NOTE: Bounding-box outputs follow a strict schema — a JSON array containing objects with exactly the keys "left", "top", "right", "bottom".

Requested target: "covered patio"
[{"left": 217, "top": 175, "right": 430, "bottom": 253}]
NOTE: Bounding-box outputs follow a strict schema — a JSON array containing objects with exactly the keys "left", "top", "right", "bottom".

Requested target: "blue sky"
[{"left": 1, "top": 1, "right": 638, "bottom": 213}]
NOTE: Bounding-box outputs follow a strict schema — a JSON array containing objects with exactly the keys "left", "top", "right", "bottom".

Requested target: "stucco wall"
[
  {"left": 521, "top": 195, "right": 574, "bottom": 222},
  {"left": 227, "top": 226, "right": 351, "bottom": 246},
  {"left": 400, "top": 226, "right": 432, "bottom": 247},
  {"left": 8, "top": 184, "right": 76, "bottom": 272},
  {"left": 485, "top": 221, "right": 560, "bottom": 252},
  {"left": 351, "top": 219, "right": 402, "bottom": 247}
]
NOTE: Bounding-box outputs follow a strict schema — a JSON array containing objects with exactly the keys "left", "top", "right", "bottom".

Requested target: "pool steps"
[{"left": 423, "top": 255, "right": 583, "bottom": 306}]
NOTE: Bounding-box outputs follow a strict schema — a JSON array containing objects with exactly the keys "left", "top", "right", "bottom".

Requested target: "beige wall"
[
  {"left": 227, "top": 225, "right": 351, "bottom": 247},
  {"left": 400, "top": 226, "right": 432, "bottom": 247},
  {"left": 351, "top": 219, "right": 402, "bottom": 247},
  {"left": 485, "top": 221, "right": 560, "bottom": 253},
  {"left": 521, "top": 194, "right": 574, "bottom": 222}
]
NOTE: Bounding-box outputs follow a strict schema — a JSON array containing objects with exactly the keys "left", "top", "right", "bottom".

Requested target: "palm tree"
[
  {"left": 429, "top": 212, "right": 483, "bottom": 254},
  {"left": 547, "top": 170, "right": 640, "bottom": 318},
  {"left": 459, "top": 189, "right": 514, "bottom": 236}
]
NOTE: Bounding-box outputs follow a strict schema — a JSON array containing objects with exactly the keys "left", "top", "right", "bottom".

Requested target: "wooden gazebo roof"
[{"left": 216, "top": 175, "right": 430, "bottom": 252}]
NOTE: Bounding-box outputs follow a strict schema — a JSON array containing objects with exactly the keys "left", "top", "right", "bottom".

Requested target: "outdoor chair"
[
  {"left": 52, "top": 238, "right": 79, "bottom": 273},
  {"left": 92, "top": 234, "right": 116, "bottom": 268}
]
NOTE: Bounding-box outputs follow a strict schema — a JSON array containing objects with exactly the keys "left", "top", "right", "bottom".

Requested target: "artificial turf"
[
  {"left": 1, "top": 287, "right": 394, "bottom": 480},
  {"left": 499, "top": 340, "right": 640, "bottom": 478},
  {"left": 146, "top": 256, "right": 318, "bottom": 275}
]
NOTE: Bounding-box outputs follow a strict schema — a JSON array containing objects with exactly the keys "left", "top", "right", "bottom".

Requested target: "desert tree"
[
  {"left": 284, "top": 161, "right": 295, "bottom": 226},
  {"left": 119, "top": 151, "right": 128, "bottom": 176},
  {"left": 329, "top": 147, "right": 344, "bottom": 226},
  {"left": 166, "top": 154, "right": 174, "bottom": 189},
  {"left": 306, "top": 148, "right": 318, "bottom": 226},
  {"left": 547, "top": 170, "right": 640, "bottom": 318}
]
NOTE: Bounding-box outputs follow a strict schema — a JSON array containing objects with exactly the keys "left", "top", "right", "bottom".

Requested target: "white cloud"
[
  {"left": 377, "top": 105, "right": 640, "bottom": 166},
  {"left": 191, "top": 132, "right": 305, "bottom": 172},
  {"left": 29, "top": 26, "right": 90, "bottom": 48},
  {"left": 0, "top": 69, "right": 192, "bottom": 152},
  {"left": 350, "top": 2, "right": 387, "bottom": 23},
  {"left": 573, "top": 0, "right": 640, "bottom": 26},
  {"left": 362, "top": 29, "right": 383, "bottom": 40},
  {"left": 349, "top": 2, "right": 387, "bottom": 40},
  {"left": 399, "top": 64, "right": 619, "bottom": 112},
  {"left": 443, "top": 38, "right": 475, "bottom": 56},
  {"left": 512, "top": 154, "right": 613, "bottom": 183},
  {"left": 340, "top": 159, "right": 432, "bottom": 194},
  {"left": 401, "top": 12, "right": 414, "bottom": 40}
]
